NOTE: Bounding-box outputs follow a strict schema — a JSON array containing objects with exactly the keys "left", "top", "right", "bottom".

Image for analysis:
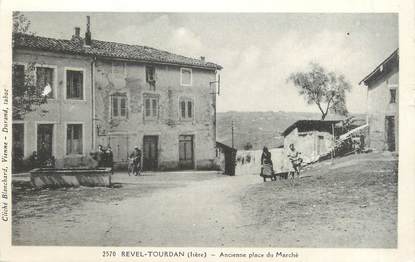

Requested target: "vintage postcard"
[{"left": 0, "top": 0, "right": 414, "bottom": 261}]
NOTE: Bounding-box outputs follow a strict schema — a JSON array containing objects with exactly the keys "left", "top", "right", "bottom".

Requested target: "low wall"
[{"left": 30, "top": 168, "right": 112, "bottom": 189}]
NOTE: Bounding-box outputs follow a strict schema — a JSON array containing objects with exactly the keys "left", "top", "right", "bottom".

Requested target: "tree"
[
  {"left": 12, "top": 12, "right": 49, "bottom": 120},
  {"left": 13, "top": 11, "right": 32, "bottom": 34},
  {"left": 287, "top": 63, "right": 351, "bottom": 120}
]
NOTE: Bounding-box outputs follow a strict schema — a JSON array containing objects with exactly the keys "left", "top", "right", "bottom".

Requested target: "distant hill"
[{"left": 216, "top": 111, "right": 365, "bottom": 150}]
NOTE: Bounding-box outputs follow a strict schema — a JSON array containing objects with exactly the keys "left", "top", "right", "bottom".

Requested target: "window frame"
[
  {"left": 180, "top": 68, "right": 193, "bottom": 86},
  {"left": 388, "top": 84, "right": 398, "bottom": 104},
  {"left": 64, "top": 67, "right": 86, "bottom": 100},
  {"left": 34, "top": 64, "right": 58, "bottom": 100},
  {"left": 65, "top": 122, "right": 84, "bottom": 155},
  {"left": 146, "top": 65, "right": 156, "bottom": 83},
  {"left": 143, "top": 94, "right": 160, "bottom": 120},
  {"left": 178, "top": 96, "right": 195, "bottom": 121},
  {"left": 110, "top": 93, "right": 128, "bottom": 119}
]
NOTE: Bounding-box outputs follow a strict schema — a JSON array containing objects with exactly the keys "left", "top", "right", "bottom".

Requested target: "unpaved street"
[
  {"left": 12, "top": 152, "right": 397, "bottom": 247},
  {"left": 13, "top": 171, "right": 259, "bottom": 246}
]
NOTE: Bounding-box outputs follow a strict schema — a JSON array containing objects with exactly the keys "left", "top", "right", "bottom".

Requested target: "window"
[
  {"left": 180, "top": 68, "right": 192, "bottom": 86},
  {"left": 146, "top": 65, "right": 156, "bottom": 83},
  {"left": 36, "top": 66, "right": 54, "bottom": 98},
  {"left": 67, "top": 124, "right": 83, "bottom": 155},
  {"left": 66, "top": 70, "right": 84, "bottom": 99},
  {"left": 12, "top": 64, "right": 25, "bottom": 96},
  {"left": 146, "top": 65, "right": 156, "bottom": 90},
  {"left": 144, "top": 95, "right": 159, "bottom": 120},
  {"left": 111, "top": 94, "right": 128, "bottom": 118},
  {"left": 389, "top": 89, "right": 396, "bottom": 104},
  {"left": 179, "top": 97, "right": 194, "bottom": 120}
]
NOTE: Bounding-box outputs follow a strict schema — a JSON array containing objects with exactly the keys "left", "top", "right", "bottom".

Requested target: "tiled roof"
[
  {"left": 282, "top": 120, "right": 342, "bottom": 137},
  {"left": 13, "top": 33, "right": 222, "bottom": 70}
]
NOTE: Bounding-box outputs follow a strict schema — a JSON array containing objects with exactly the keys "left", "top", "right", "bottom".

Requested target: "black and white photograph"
[{"left": 1, "top": 1, "right": 415, "bottom": 261}]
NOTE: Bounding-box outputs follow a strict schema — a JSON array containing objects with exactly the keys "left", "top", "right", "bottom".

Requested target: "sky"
[{"left": 21, "top": 12, "right": 398, "bottom": 114}]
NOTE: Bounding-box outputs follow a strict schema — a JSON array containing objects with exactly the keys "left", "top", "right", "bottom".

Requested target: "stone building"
[
  {"left": 360, "top": 49, "right": 398, "bottom": 152},
  {"left": 12, "top": 18, "right": 222, "bottom": 170},
  {"left": 282, "top": 120, "right": 341, "bottom": 163},
  {"left": 12, "top": 35, "right": 94, "bottom": 168}
]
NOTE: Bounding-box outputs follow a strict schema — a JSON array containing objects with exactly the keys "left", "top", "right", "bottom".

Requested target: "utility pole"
[{"left": 231, "top": 120, "right": 234, "bottom": 149}]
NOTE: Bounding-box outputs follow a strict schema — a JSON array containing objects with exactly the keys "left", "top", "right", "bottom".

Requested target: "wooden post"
[{"left": 231, "top": 120, "right": 234, "bottom": 149}]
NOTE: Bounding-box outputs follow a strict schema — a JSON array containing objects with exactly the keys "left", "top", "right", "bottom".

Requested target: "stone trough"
[{"left": 30, "top": 167, "right": 112, "bottom": 189}]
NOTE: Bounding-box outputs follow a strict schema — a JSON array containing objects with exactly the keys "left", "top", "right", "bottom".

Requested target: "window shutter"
[
  {"left": 152, "top": 99, "right": 157, "bottom": 117},
  {"left": 67, "top": 125, "right": 72, "bottom": 154},
  {"left": 188, "top": 101, "right": 192, "bottom": 118},
  {"left": 67, "top": 71, "right": 71, "bottom": 98},
  {"left": 78, "top": 71, "right": 83, "bottom": 99},
  {"left": 181, "top": 101, "right": 186, "bottom": 119},
  {"left": 145, "top": 99, "right": 151, "bottom": 117},
  {"left": 110, "top": 96, "right": 113, "bottom": 118},
  {"left": 120, "top": 97, "right": 126, "bottom": 117}
]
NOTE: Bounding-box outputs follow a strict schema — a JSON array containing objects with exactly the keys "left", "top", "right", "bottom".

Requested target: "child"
[{"left": 287, "top": 144, "right": 303, "bottom": 178}]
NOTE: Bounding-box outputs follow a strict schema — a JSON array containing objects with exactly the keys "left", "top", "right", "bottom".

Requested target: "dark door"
[
  {"left": 385, "top": 116, "right": 395, "bottom": 151},
  {"left": 143, "top": 136, "right": 158, "bottom": 171},
  {"left": 317, "top": 135, "right": 325, "bottom": 155},
  {"left": 37, "top": 124, "right": 53, "bottom": 161},
  {"left": 224, "top": 150, "right": 236, "bottom": 176},
  {"left": 179, "top": 135, "right": 194, "bottom": 169},
  {"left": 13, "top": 124, "right": 24, "bottom": 158}
]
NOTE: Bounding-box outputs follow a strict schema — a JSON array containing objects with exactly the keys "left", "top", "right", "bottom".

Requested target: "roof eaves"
[
  {"left": 359, "top": 48, "right": 399, "bottom": 86},
  {"left": 13, "top": 33, "right": 223, "bottom": 70}
]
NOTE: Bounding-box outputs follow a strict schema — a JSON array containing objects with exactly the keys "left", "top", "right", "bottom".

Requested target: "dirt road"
[
  {"left": 13, "top": 171, "right": 259, "bottom": 246},
  {"left": 12, "top": 152, "right": 397, "bottom": 247}
]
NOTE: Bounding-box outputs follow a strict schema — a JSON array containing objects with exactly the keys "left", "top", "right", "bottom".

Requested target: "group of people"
[
  {"left": 260, "top": 143, "right": 303, "bottom": 179},
  {"left": 96, "top": 145, "right": 143, "bottom": 176},
  {"left": 29, "top": 150, "right": 55, "bottom": 168},
  {"left": 97, "top": 145, "right": 114, "bottom": 171}
]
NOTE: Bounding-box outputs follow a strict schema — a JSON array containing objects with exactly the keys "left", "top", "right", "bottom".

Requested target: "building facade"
[
  {"left": 12, "top": 21, "right": 222, "bottom": 171},
  {"left": 360, "top": 49, "right": 398, "bottom": 152},
  {"left": 12, "top": 48, "right": 94, "bottom": 168}
]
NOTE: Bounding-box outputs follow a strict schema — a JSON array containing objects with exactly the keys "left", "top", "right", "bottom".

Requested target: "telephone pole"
[{"left": 231, "top": 120, "right": 234, "bottom": 149}]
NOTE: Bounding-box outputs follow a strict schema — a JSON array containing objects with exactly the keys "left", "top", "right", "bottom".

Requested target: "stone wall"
[{"left": 94, "top": 60, "right": 218, "bottom": 170}]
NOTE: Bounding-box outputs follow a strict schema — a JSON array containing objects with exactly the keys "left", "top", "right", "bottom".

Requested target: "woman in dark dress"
[{"left": 260, "top": 147, "right": 274, "bottom": 181}]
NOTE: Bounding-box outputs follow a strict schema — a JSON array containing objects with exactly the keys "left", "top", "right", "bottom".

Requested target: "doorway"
[
  {"left": 37, "top": 124, "right": 54, "bottom": 161},
  {"left": 385, "top": 116, "right": 396, "bottom": 151},
  {"left": 143, "top": 136, "right": 158, "bottom": 171},
  {"left": 179, "top": 135, "right": 194, "bottom": 169}
]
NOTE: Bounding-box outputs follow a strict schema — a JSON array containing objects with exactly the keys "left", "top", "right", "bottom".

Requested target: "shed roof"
[
  {"left": 13, "top": 33, "right": 222, "bottom": 70},
  {"left": 359, "top": 49, "right": 398, "bottom": 86},
  {"left": 216, "top": 141, "right": 237, "bottom": 152},
  {"left": 282, "top": 120, "right": 341, "bottom": 137}
]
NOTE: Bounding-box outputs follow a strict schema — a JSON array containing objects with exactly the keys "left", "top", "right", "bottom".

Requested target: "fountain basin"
[{"left": 30, "top": 167, "right": 112, "bottom": 189}]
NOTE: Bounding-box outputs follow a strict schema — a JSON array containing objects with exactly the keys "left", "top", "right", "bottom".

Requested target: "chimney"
[
  {"left": 85, "top": 16, "right": 92, "bottom": 46},
  {"left": 74, "top": 27, "right": 80, "bottom": 37},
  {"left": 200, "top": 56, "right": 205, "bottom": 63},
  {"left": 71, "top": 27, "right": 81, "bottom": 41}
]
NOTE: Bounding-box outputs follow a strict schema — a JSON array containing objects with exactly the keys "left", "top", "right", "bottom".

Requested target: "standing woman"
[
  {"left": 261, "top": 146, "right": 273, "bottom": 166},
  {"left": 260, "top": 147, "right": 274, "bottom": 181}
]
